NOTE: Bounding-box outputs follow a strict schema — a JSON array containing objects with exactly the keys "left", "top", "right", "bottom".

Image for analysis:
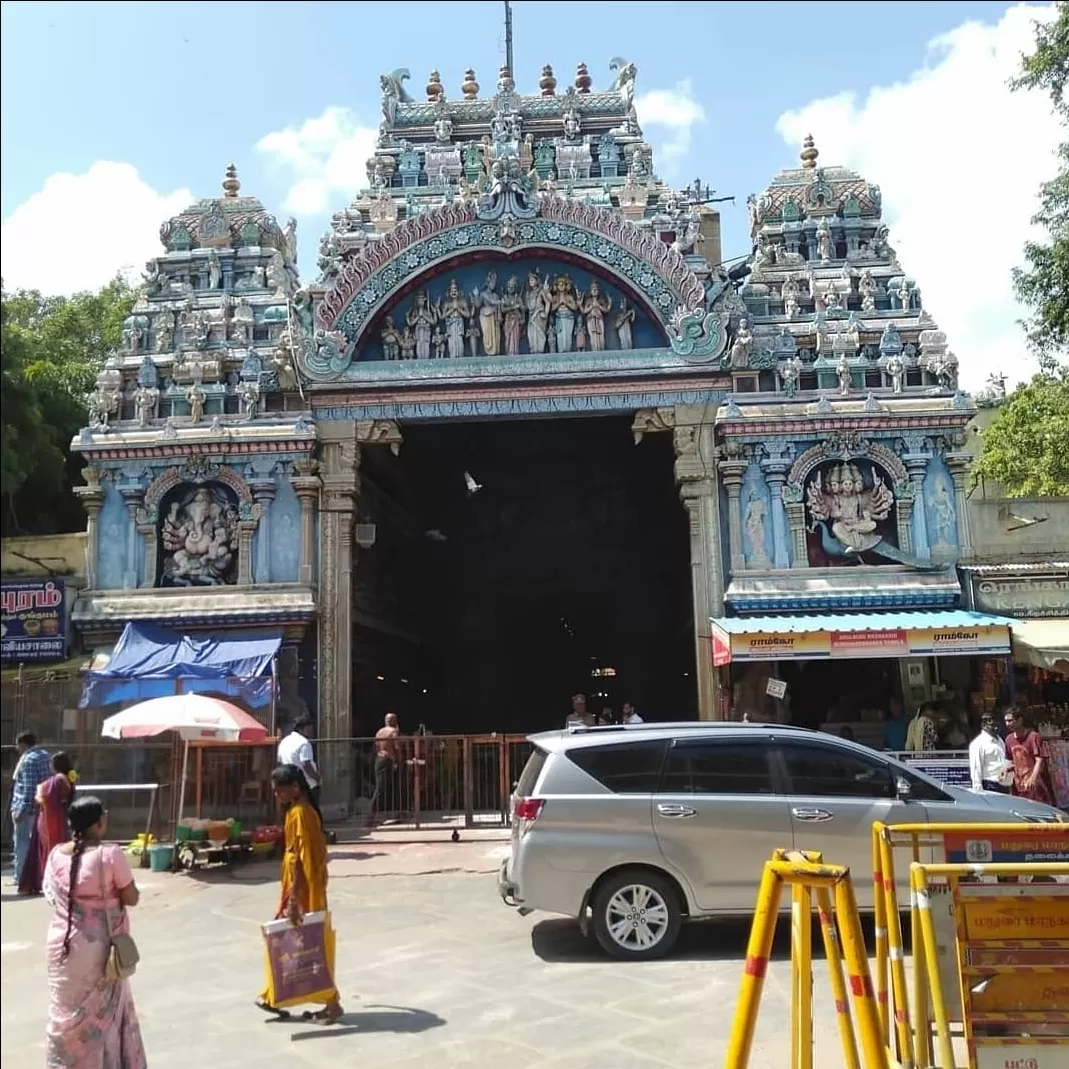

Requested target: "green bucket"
[{"left": 148, "top": 844, "right": 175, "bottom": 872}]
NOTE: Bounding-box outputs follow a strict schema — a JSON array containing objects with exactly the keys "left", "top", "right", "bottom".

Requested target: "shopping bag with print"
[{"left": 261, "top": 910, "right": 337, "bottom": 1008}]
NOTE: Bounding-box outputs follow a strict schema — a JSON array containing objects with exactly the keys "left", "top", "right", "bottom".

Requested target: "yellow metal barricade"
[
  {"left": 871, "top": 821, "right": 1069, "bottom": 1069},
  {"left": 725, "top": 849, "right": 895, "bottom": 1069}
]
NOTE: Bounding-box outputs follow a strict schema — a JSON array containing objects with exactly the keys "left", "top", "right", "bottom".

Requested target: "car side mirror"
[{"left": 895, "top": 775, "right": 913, "bottom": 802}]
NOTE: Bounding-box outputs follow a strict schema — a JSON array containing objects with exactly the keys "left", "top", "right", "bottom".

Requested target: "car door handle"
[
  {"left": 657, "top": 804, "right": 697, "bottom": 818},
  {"left": 791, "top": 807, "right": 833, "bottom": 822}
]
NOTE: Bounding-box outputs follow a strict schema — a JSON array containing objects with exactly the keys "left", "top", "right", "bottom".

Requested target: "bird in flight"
[{"left": 464, "top": 471, "right": 483, "bottom": 497}]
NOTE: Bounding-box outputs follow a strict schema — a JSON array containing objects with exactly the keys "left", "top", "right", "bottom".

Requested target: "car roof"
[{"left": 528, "top": 721, "right": 833, "bottom": 753}]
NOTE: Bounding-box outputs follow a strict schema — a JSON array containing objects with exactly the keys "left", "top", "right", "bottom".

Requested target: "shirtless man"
[{"left": 370, "top": 713, "right": 400, "bottom": 823}]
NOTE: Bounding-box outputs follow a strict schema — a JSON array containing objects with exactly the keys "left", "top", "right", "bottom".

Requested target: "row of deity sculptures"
[{"left": 379, "top": 271, "right": 638, "bottom": 360}]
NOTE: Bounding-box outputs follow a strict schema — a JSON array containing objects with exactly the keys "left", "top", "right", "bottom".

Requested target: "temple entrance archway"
[{"left": 350, "top": 413, "right": 696, "bottom": 734}]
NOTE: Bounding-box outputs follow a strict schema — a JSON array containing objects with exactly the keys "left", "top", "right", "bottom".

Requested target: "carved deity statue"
[
  {"left": 614, "top": 297, "right": 635, "bottom": 351},
  {"left": 524, "top": 271, "right": 551, "bottom": 354},
  {"left": 155, "top": 310, "right": 175, "bottom": 352},
  {"left": 186, "top": 382, "right": 206, "bottom": 423},
  {"left": 438, "top": 278, "right": 472, "bottom": 359},
  {"left": 474, "top": 272, "right": 502, "bottom": 356},
  {"left": 781, "top": 275, "right": 800, "bottom": 319},
  {"left": 550, "top": 275, "right": 579, "bottom": 353},
  {"left": 238, "top": 380, "right": 260, "bottom": 420},
  {"left": 931, "top": 476, "right": 956, "bottom": 547},
  {"left": 580, "top": 280, "right": 612, "bottom": 352},
  {"left": 806, "top": 463, "right": 894, "bottom": 556},
  {"left": 859, "top": 269, "right": 877, "bottom": 313},
  {"left": 400, "top": 326, "right": 417, "bottom": 360},
  {"left": 886, "top": 353, "right": 905, "bottom": 394},
  {"left": 730, "top": 317, "right": 754, "bottom": 369},
  {"left": 432, "top": 326, "right": 446, "bottom": 359},
  {"left": 836, "top": 354, "right": 852, "bottom": 396},
  {"left": 500, "top": 276, "right": 526, "bottom": 357},
  {"left": 816, "top": 218, "right": 833, "bottom": 263},
  {"left": 207, "top": 249, "right": 222, "bottom": 291},
  {"left": 781, "top": 353, "right": 802, "bottom": 398},
  {"left": 380, "top": 315, "right": 402, "bottom": 360},
  {"left": 405, "top": 290, "right": 438, "bottom": 359},
  {"left": 160, "top": 486, "right": 238, "bottom": 587},
  {"left": 562, "top": 108, "right": 581, "bottom": 140},
  {"left": 745, "top": 493, "right": 771, "bottom": 568},
  {"left": 133, "top": 385, "right": 159, "bottom": 428}
]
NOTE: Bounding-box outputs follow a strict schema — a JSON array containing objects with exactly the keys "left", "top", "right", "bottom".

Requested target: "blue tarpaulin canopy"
[{"left": 79, "top": 623, "right": 281, "bottom": 710}]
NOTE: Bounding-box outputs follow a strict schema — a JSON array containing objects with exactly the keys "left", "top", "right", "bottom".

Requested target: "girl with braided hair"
[
  {"left": 42, "top": 795, "right": 147, "bottom": 1067},
  {"left": 256, "top": 764, "right": 343, "bottom": 1022}
]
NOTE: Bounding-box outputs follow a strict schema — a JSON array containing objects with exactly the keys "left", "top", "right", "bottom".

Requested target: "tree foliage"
[
  {"left": 972, "top": 362, "right": 1069, "bottom": 497},
  {"left": 1012, "top": 3, "right": 1069, "bottom": 356},
  {"left": 1, "top": 278, "right": 136, "bottom": 536}
]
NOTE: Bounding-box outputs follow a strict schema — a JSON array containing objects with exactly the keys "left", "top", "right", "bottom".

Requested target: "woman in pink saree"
[
  {"left": 42, "top": 795, "right": 147, "bottom": 1069},
  {"left": 18, "top": 751, "right": 75, "bottom": 896}
]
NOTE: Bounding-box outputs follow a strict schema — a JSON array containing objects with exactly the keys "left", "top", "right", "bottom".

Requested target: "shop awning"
[
  {"left": 79, "top": 623, "right": 281, "bottom": 710},
  {"left": 1010, "top": 618, "right": 1069, "bottom": 674},
  {"left": 710, "top": 610, "right": 1013, "bottom": 666}
]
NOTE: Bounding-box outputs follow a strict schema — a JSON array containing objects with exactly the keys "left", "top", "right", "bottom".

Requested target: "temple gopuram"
[{"left": 70, "top": 58, "right": 998, "bottom": 801}]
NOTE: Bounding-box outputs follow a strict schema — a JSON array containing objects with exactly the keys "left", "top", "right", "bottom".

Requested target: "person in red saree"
[
  {"left": 18, "top": 751, "right": 76, "bottom": 896},
  {"left": 1003, "top": 708, "right": 1055, "bottom": 806}
]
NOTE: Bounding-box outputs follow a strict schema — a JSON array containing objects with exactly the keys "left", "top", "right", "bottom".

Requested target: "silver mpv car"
[{"left": 498, "top": 722, "right": 1066, "bottom": 960}]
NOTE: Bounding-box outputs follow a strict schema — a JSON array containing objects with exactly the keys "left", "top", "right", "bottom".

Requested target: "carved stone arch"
[
  {"left": 312, "top": 195, "right": 706, "bottom": 376},
  {"left": 136, "top": 460, "right": 262, "bottom": 587}
]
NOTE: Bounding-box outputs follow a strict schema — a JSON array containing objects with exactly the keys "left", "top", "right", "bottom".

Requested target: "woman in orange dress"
[{"left": 255, "top": 765, "right": 343, "bottom": 1022}]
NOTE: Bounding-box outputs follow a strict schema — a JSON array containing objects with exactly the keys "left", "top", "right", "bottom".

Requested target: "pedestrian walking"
[
  {"left": 10, "top": 732, "right": 52, "bottom": 887},
  {"left": 19, "top": 751, "right": 77, "bottom": 896}
]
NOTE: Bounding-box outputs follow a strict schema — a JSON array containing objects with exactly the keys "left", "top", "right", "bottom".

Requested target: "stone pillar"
[
  {"left": 673, "top": 412, "right": 726, "bottom": 723},
  {"left": 945, "top": 451, "right": 974, "bottom": 559},
  {"left": 290, "top": 459, "right": 321, "bottom": 586},
  {"left": 119, "top": 487, "right": 145, "bottom": 589},
  {"left": 902, "top": 452, "right": 931, "bottom": 561},
  {"left": 718, "top": 450, "right": 749, "bottom": 574},
  {"left": 74, "top": 468, "right": 105, "bottom": 590},
  {"left": 315, "top": 431, "right": 359, "bottom": 816},
  {"left": 761, "top": 458, "right": 792, "bottom": 569},
  {"left": 250, "top": 481, "right": 276, "bottom": 585}
]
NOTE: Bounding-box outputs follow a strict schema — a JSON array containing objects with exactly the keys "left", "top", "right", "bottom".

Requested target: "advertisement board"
[{"left": 0, "top": 579, "right": 68, "bottom": 663}]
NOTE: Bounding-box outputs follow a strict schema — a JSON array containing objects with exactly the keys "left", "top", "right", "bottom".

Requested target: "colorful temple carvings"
[{"left": 65, "top": 57, "right": 978, "bottom": 730}]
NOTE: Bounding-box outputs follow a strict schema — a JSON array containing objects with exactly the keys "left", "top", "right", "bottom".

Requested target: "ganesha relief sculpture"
[{"left": 159, "top": 485, "right": 239, "bottom": 587}]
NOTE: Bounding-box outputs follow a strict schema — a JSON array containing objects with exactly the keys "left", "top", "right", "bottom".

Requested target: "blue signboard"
[
  {"left": 0, "top": 579, "right": 69, "bottom": 663},
  {"left": 898, "top": 751, "right": 972, "bottom": 789}
]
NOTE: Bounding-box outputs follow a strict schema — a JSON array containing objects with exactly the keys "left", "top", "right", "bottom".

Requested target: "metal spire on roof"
[{"left": 504, "top": 0, "right": 514, "bottom": 81}]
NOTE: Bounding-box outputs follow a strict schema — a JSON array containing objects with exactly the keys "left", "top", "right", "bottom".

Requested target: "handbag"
[{"left": 97, "top": 845, "right": 140, "bottom": 981}]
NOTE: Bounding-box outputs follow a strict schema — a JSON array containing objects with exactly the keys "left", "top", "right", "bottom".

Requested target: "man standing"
[
  {"left": 370, "top": 713, "right": 400, "bottom": 823},
  {"left": 881, "top": 697, "right": 909, "bottom": 752},
  {"left": 905, "top": 702, "right": 939, "bottom": 753},
  {"left": 621, "top": 702, "right": 644, "bottom": 725},
  {"left": 969, "top": 712, "right": 1009, "bottom": 793},
  {"left": 1004, "top": 708, "right": 1055, "bottom": 805},
  {"left": 10, "top": 732, "right": 51, "bottom": 884},
  {"left": 565, "top": 693, "right": 593, "bottom": 728},
  {"left": 277, "top": 716, "right": 322, "bottom": 808}
]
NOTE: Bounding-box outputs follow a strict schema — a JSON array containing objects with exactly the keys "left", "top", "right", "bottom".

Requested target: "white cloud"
[
  {"left": 776, "top": 3, "right": 1061, "bottom": 391},
  {"left": 1, "top": 163, "right": 191, "bottom": 296},
  {"left": 636, "top": 78, "right": 705, "bottom": 169},
  {"left": 257, "top": 106, "right": 378, "bottom": 216}
]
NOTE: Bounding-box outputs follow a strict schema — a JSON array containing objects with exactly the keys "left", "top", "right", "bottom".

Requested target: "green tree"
[
  {"left": 1013, "top": 3, "right": 1069, "bottom": 356},
  {"left": 1, "top": 277, "right": 136, "bottom": 536},
  {"left": 972, "top": 362, "right": 1069, "bottom": 497}
]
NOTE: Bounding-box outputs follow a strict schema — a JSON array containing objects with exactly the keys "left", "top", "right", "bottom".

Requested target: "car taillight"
[{"left": 514, "top": 797, "right": 544, "bottom": 821}]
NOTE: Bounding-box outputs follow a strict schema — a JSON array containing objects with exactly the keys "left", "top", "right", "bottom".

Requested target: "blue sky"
[{"left": 0, "top": 1, "right": 1058, "bottom": 388}]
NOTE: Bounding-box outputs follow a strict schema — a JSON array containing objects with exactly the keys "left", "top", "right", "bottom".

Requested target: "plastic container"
[
  {"left": 175, "top": 824, "right": 192, "bottom": 842},
  {"left": 148, "top": 844, "right": 175, "bottom": 872},
  {"left": 228, "top": 820, "right": 243, "bottom": 842}
]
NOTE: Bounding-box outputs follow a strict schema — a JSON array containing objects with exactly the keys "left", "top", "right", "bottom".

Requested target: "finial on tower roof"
[
  {"left": 539, "top": 64, "right": 557, "bottom": 96},
  {"left": 426, "top": 70, "right": 444, "bottom": 101},
  {"left": 575, "top": 62, "right": 592, "bottom": 93},
  {"left": 800, "top": 134, "right": 819, "bottom": 170},
  {"left": 498, "top": 64, "right": 514, "bottom": 93},
  {"left": 222, "top": 164, "right": 241, "bottom": 198},
  {"left": 461, "top": 68, "right": 479, "bottom": 99}
]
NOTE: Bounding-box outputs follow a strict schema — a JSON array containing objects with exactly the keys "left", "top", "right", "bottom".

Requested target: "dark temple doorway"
[{"left": 353, "top": 414, "right": 696, "bottom": 735}]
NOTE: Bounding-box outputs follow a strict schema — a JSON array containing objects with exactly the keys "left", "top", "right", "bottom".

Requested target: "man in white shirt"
[
  {"left": 969, "top": 712, "right": 1009, "bottom": 793},
  {"left": 621, "top": 702, "right": 644, "bottom": 725},
  {"left": 277, "top": 717, "right": 322, "bottom": 806}
]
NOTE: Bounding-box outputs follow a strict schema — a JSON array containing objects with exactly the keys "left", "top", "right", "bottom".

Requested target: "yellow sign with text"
[{"left": 963, "top": 897, "right": 1069, "bottom": 942}]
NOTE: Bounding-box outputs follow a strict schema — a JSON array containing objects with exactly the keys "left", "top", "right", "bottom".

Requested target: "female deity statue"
[
  {"left": 438, "top": 278, "right": 472, "bottom": 359},
  {"left": 781, "top": 275, "right": 800, "bottom": 319},
  {"left": 524, "top": 271, "right": 551, "bottom": 354},
  {"left": 579, "top": 280, "right": 612, "bottom": 352},
  {"left": 405, "top": 290, "right": 438, "bottom": 359},
  {"left": 613, "top": 297, "right": 635, "bottom": 350},
  {"left": 500, "top": 276, "right": 526, "bottom": 356},
  {"left": 859, "top": 269, "right": 877, "bottom": 313},
  {"left": 474, "top": 272, "right": 502, "bottom": 356},
  {"left": 550, "top": 275, "right": 579, "bottom": 353}
]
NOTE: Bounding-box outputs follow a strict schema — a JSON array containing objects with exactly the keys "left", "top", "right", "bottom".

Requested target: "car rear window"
[
  {"left": 567, "top": 740, "right": 667, "bottom": 793},
  {"left": 515, "top": 747, "right": 548, "bottom": 797}
]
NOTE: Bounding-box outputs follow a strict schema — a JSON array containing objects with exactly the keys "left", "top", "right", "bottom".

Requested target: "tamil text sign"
[{"left": 0, "top": 579, "right": 68, "bottom": 663}]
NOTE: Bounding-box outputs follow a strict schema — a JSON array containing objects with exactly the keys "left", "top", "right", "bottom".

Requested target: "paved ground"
[{"left": 2, "top": 839, "right": 857, "bottom": 1068}]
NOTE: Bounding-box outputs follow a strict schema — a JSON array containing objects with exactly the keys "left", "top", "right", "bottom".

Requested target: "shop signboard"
[
  {"left": 0, "top": 579, "right": 68, "bottom": 663},
  {"left": 943, "top": 828, "right": 1069, "bottom": 865},
  {"left": 712, "top": 622, "right": 1012, "bottom": 663},
  {"left": 971, "top": 570, "right": 1069, "bottom": 620}
]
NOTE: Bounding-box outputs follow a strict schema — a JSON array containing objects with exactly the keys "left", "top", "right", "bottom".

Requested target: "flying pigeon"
[{"left": 464, "top": 471, "right": 483, "bottom": 497}]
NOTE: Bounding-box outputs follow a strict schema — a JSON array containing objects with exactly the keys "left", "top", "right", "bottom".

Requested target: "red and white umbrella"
[
  {"left": 101, "top": 694, "right": 268, "bottom": 742},
  {"left": 101, "top": 695, "right": 269, "bottom": 827}
]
